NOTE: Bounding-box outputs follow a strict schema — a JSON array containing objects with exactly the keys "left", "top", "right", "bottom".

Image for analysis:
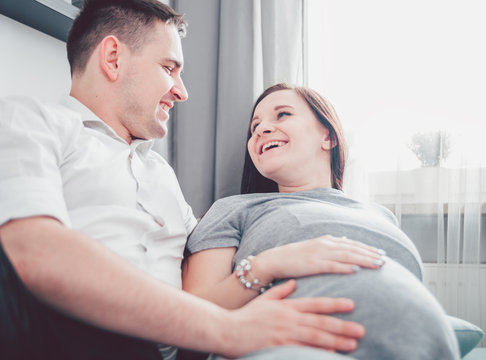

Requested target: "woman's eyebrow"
[
  {"left": 252, "top": 105, "right": 295, "bottom": 122},
  {"left": 274, "top": 105, "right": 294, "bottom": 111}
]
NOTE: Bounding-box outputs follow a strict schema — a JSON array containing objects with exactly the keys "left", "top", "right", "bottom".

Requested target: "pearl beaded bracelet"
[{"left": 235, "top": 256, "right": 273, "bottom": 294}]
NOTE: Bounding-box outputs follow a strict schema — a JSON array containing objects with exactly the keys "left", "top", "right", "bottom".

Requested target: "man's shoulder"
[
  {"left": 1, "top": 95, "right": 58, "bottom": 111},
  {"left": 0, "top": 95, "right": 82, "bottom": 130},
  {"left": 147, "top": 149, "right": 169, "bottom": 165}
]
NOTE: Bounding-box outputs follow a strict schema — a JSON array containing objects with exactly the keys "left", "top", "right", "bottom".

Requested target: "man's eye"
[
  {"left": 277, "top": 111, "right": 291, "bottom": 119},
  {"left": 163, "top": 66, "right": 173, "bottom": 75}
]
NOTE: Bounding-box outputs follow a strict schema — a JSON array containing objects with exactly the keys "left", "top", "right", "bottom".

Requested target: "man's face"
[{"left": 117, "top": 21, "right": 187, "bottom": 141}]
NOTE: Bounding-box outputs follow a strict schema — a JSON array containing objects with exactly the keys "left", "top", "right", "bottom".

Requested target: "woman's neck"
[{"left": 277, "top": 179, "right": 332, "bottom": 193}]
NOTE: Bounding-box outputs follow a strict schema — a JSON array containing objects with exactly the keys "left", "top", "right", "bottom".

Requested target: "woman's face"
[{"left": 247, "top": 90, "right": 333, "bottom": 191}]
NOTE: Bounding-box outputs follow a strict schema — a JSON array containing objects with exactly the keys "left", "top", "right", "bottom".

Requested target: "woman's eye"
[
  {"left": 277, "top": 111, "right": 291, "bottom": 119},
  {"left": 251, "top": 123, "right": 259, "bottom": 133}
]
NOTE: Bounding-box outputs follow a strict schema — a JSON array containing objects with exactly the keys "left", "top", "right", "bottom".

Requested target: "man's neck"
[{"left": 70, "top": 79, "right": 132, "bottom": 144}]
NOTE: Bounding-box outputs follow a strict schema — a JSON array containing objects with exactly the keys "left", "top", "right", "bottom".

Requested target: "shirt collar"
[{"left": 60, "top": 95, "right": 155, "bottom": 158}]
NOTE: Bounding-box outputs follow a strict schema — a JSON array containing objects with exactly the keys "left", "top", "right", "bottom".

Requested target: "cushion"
[{"left": 449, "top": 316, "right": 484, "bottom": 357}]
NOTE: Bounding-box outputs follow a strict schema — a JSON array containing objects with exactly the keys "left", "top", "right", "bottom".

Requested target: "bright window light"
[{"left": 307, "top": 0, "right": 486, "bottom": 171}]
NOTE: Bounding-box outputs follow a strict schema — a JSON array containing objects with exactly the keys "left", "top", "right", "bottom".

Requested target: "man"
[{"left": 0, "top": 0, "right": 364, "bottom": 359}]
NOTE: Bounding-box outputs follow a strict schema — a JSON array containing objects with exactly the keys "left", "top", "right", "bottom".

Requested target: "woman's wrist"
[
  {"left": 247, "top": 251, "right": 277, "bottom": 285},
  {"left": 235, "top": 256, "right": 274, "bottom": 293}
]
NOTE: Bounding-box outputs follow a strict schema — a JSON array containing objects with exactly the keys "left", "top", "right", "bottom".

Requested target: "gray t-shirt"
[{"left": 187, "top": 188, "right": 459, "bottom": 359}]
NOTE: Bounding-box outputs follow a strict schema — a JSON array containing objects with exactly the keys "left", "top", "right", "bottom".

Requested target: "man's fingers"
[
  {"left": 294, "top": 326, "right": 359, "bottom": 352},
  {"left": 258, "top": 279, "right": 296, "bottom": 300},
  {"left": 232, "top": 291, "right": 366, "bottom": 356},
  {"left": 301, "top": 312, "right": 365, "bottom": 338},
  {"left": 281, "top": 296, "right": 366, "bottom": 338},
  {"left": 291, "top": 313, "right": 365, "bottom": 351},
  {"left": 281, "top": 296, "right": 356, "bottom": 314}
]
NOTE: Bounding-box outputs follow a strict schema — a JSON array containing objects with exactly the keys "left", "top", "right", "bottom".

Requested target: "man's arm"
[{"left": 0, "top": 216, "right": 363, "bottom": 356}]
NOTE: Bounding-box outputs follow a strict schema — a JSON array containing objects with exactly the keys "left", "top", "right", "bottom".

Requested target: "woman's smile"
[{"left": 260, "top": 140, "right": 288, "bottom": 155}]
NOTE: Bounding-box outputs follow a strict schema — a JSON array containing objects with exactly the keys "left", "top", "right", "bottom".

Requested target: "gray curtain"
[{"left": 171, "top": 0, "right": 303, "bottom": 217}]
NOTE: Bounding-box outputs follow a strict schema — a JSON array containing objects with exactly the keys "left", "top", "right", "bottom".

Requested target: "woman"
[{"left": 183, "top": 83, "right": 459, "bottom": 359}]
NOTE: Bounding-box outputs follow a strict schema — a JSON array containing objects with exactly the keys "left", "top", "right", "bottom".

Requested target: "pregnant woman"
[{"left": 182, "top": 83, "right": 459, "bottom": 359}]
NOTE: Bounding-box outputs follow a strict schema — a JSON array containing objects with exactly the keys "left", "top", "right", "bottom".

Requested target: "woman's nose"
[{"left": 255, "top": 120, "right": 274, "bottom": 135}]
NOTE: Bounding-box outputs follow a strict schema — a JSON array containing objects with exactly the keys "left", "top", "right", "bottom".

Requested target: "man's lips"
[{"left": 160, "top": 101, "right": 173, "bottom": 112}]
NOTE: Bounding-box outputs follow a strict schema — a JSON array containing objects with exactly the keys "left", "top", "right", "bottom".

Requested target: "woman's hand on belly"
[{"left": 251, "top": 234, "right": 386, "bottom": 282}]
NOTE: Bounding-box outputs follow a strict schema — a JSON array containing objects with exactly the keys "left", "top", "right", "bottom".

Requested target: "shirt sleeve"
[
  {"left": 186, "top": 197, "right": 241, "bottom": 254},
  {"left": 0, "top": 97, "right": 71, "bottom": 227},
  {"left": 183, "top": 203, "right": 198, "bottom": 236}
]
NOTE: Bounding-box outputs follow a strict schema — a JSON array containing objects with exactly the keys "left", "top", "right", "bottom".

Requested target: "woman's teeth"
[{"left": 261, "top": 141, "right": 286, "bottom": 154}]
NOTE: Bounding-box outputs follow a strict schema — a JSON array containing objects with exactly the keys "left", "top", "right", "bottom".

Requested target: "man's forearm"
[
  {"left": 1, "top": 217, "right": 366, "bottom": 357},
  {"left": 0, "top": 217, "right": 230, "bottom": 352}
]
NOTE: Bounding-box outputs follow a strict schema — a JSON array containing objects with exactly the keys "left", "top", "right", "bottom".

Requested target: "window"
[
  {"left": 306, "top": 0, "right": 486, "bottom": 174},
  {"left": 306, "top": 2, "right": 486, "bottom": 268}
]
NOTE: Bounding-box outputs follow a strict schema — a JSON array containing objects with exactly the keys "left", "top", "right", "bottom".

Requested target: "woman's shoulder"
[
  {"left": 321, "top": 189, "right": 400, "bottom": 224},
  {"left": 202, "top": 193, "right": 283, "bottom": 223}
]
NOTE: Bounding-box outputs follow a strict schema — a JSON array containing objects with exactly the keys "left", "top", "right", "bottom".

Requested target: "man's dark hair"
[{"left": 67, "top": 0, "right": 187, "bottom": 75}]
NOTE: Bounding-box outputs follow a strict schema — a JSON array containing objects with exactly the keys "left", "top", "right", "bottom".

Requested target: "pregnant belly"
[{"left": 282, "top": 259, "right": 459, "bottom": 360}]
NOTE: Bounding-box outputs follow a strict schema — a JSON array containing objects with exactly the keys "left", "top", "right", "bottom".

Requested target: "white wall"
[{"left": 0, "top": 14, "right": 71, "bottom": 102}]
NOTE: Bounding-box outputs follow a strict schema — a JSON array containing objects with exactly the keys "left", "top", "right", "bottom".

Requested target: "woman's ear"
[
  {"left": 321, "top": 129, "right": 334, "bottom": 151},
  {"left": 99, "top": 35, "right": 123, "bottom": 81}
]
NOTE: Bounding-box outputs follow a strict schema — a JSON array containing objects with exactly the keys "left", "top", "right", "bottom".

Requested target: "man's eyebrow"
[{"left": 162, "top": 57, "right": 183, "bottom": 71}]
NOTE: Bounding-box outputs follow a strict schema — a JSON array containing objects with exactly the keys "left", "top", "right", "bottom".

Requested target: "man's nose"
[{"left": 171, "top": 78, "right": 188, "bottom": 102}]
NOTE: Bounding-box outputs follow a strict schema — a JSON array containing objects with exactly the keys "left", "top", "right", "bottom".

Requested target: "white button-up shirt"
[{"left": 0, "top": 96, "right": 197, "bottom": 288}]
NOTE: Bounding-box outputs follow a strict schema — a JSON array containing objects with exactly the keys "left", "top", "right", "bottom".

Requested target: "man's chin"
[
  {"left": 157, "top": 121, "right": 168, "bottom": 138},
  {"left": 132, "top": 127, "right": 167, "bottom": 141}
]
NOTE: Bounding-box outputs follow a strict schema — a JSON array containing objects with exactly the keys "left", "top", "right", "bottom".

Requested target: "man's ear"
[{"left": 99, "top": 35, "right": 123, "bottom": 81}]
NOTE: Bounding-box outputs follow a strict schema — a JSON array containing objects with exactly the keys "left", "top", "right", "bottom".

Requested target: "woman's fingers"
[
  {"left": 323, "top": 252, "right": 386, "bottom": 271},
  {"left": 312, "top": 235, "right": 387, "bottom": 270},
  {"left": 316, "top": 261, "right": 362, "bottom": 274},
  {"left": 254, "top": 234, "right": 387, "bottom": 280},
  {"left": 320, "top": 235, "right": 385, "bottom": 257}
]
